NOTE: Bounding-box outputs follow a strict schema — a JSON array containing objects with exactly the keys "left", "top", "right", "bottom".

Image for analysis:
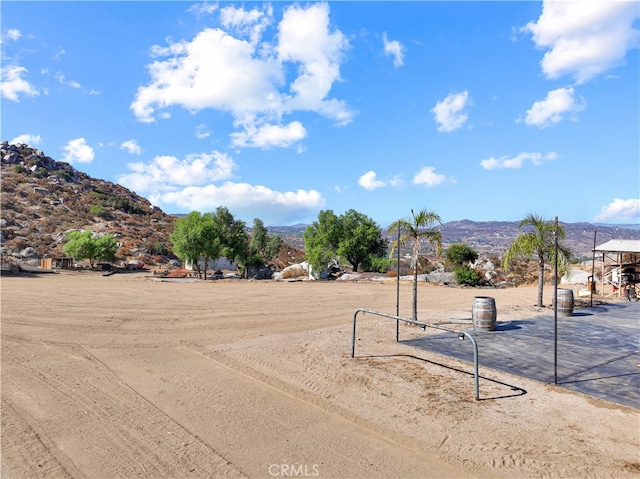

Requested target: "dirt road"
[{"left": 2, "top": 272, "right": 638, "bottom": 478}]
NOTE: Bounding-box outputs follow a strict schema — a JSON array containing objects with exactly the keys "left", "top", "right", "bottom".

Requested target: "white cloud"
[
  {"left": 160, "top": 183, "right": 325, "bottom": 225},
  {"left": 431, "top": 91, "right": 470, "bottom": 132},
  {"left": 132, "top": 27, "right": 284, "bottom": 124},
  {"left": 524, "top": 1, "right": 640, "bottom": 84},
  {"left": 131, "top": 3, "right": 353, "bottom": 149},
  {"left": 230, "top": 121, "right": 306, "bottom": 149},
  {"left": 5, "top": 29, "right": 21, "bottom": 41},
  {"left": 187, "top": 2, "right": 218, "bottom": 16},
  {"left": 10, "top": 134, "right": 42, "bottom": 146},
  {"left": 55, "top": 72, "right": 81, "bottom": 89},
  {"left": 53, "top": 48, "right": 66, "bottom": 60},
  {"left": 62, "top": 138, "right": 95, "bottom": 164},
  {"left": 0, "top": 65, "right": 39, "bottom": 101},
  {"left": 594, "top": 198, "right": 640, "bottom": 223},
  {"left": 195, "top": 124, "right": 211, "bottom": 139},
  {"left": 220, "top": 4, "right": 273, "bottom": 45},
  {"left": 119, "top": 151, "right": 237, "bottom": 193},
  {"left": 276, "top": 3, "right": 354, "bottom": 124},
  {"left": 118, "top": 149, "right": 324, "bottom": 224},
  {"left": 480, "top": 151, "right": 557, "bottom": 170},
  {"left": 524, "top": 87, "right": 586, "bottom": 128},
  {"left": 383, "top": 32, "right": 404, "bottom": 68},
  {"left": 412, "top": 167, "right": 447, "bottom": 187},
  {"left": 120, "top": 139, "right": 142, "bottom": 155},
  {"left": 358, "top": 171, "right": 387, "bottom": 190},
  {"left": 358, "top": 171, "right": 403, "bottom": 190}
]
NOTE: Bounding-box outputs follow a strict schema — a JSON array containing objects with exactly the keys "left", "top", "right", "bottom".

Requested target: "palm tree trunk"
[
  {"left": 537, "top": 255, "right": 545, "bottom": 307},
  {"left": 412, "top": 267, "right": 418, "bottom": 321}
]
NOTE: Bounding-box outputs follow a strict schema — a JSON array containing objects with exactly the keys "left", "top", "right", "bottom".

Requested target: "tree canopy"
[
  {"left": 170, "top": 211, "right": 217, "bottom": 279},
  {"left": 503, "top": 213, "right": 571, "bottom": 307},
  {"left": 445, "top": 243, "right": 478, "bottom": 267},
  {"left": 63, "top": 230, "right": 118, "bottom": 268},
  {"left": 249, "top": 218, "right": 282, "bottom": 265},
  {"left": 388, "top": 208, "right": 442, "bottom": 321},
  {"left": 170, "top": 208, "right": 282, "bottom": 279},
  {"left": 446, "top": 243, "right": 481, "bottom": 286},
  {"left": 303, "top": 209, "right": 388, "bottom": 277}
]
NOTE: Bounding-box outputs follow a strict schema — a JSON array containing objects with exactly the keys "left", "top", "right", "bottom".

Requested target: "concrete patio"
[{"left": 402, "top": 300, "right": 640, "bottom": 409}]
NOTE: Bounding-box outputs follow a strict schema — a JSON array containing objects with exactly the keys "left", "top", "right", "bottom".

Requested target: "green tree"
[
  {"left": 303, "top": 209, "right": 387, "bottom": 277},
  {"left": 337, "top": 209, "right": 387, "bottom": 272},
  {"left": 388, "top": 208, "right": 442, "bottom": 321},
  {"left": 502, "top": 213, "right": 572, "bottom": 307},
  {"left": 249, "top": 218, "right": 282, "bottom": 264},
  {"left": 170, "top": 208, "right": 250, "bottom": 279},
  {"left": 446, "top": 243, "right": 478, "bottom": 267},
  {"left": 63, "top": 230, "right": 118, "bottom": 268},
  {"left": 170, "top": 212, "right": 220, "bottom": 279},
  {"left": 303, "top": 210, "right": 342, "bottom": 278},
  {"left": 211, "top": 207, "right": 248, "bottom": 269},
  {"left": 95, "top": 234, "right": 118, "bottom": 264}
]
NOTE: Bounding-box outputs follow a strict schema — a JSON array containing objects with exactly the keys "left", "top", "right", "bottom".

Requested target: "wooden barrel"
[
  {"left": 472, "top": 296, "right": 497, "bottom": 331},
  {"left": 556, "top": 289, "right": 574, "bottom": 316}
]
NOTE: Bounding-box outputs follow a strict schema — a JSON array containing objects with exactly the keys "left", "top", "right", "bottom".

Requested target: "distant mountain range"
[
  {"left": 267, "top": 220, "right": 640, "bottom": 259},
  {"left": 2, "top": 141, "right": 638, "bottom": 265}
]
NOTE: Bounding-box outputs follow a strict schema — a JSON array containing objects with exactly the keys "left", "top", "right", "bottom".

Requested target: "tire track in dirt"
[
  {"left": 194, "top": 345, "right": 519, "bottom": 479},
  {"left": 1, "top": 398, "right": 79, "bottom": 479},
  {"left": 1, "top": 339, "right": 247, "bottom": 479},
  {"left": 90, "top": 343, "right": 475, "bottom": 479},
  {"left": 201, "top": 328, "right": 634, "bottom": 479}
]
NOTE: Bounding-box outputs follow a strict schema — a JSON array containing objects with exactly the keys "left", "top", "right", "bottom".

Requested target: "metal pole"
[
  {"left": 590, "top": 230, "right": 597, "bottom": 307},
  {"left": 465, "top": 332, "right": 480, "bottom": 401},
  {"left": 396, "top": 227, "right": 400, "bottom": 342},
  {"left": 554, "top": 216, "right": 558, "bottom": 384}
]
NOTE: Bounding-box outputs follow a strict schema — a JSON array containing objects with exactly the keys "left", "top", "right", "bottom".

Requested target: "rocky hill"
[{"left": 1, "top": 141, "right": 177, "bottom": 267}]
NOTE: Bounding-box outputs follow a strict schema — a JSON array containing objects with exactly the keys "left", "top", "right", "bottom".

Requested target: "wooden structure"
[
  {"left": 40, "top": 257, "right": 74, "bottom": 270},
  {"left": 593, "top": 239, "right": 640, "bottom": 298}
]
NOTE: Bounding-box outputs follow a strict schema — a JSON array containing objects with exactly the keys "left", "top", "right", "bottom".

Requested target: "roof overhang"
[{"left": 593, "top": 239, "right": 640, "bottom": 254}]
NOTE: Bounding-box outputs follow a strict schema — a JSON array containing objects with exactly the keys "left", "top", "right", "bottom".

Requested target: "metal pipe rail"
[{"left": 351, "top": 308, "right": 480, "bottom": 401}]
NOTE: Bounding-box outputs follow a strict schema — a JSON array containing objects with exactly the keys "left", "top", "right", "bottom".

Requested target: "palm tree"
[
  {"left": 389, "top": 208, "right": 442, "bottom": 321},
  {"left": 503, "top": 213, "right": 571, "bottom": 307}
]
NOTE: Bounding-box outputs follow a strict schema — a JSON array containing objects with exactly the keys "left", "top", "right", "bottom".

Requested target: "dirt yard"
[{"left": 1, "top": 271, "right": 638, "bottom": 478}]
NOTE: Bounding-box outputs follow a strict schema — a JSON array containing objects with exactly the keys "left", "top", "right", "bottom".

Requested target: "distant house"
[{"left": 186, "top": 257, "right": 237, "bottom": 272}]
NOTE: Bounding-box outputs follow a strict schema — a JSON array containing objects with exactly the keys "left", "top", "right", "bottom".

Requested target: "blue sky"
[{"left": 2, "top": 1, "right": 639, "bottom": 227}]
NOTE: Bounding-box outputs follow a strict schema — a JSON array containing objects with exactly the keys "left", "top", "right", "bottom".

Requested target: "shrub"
[
  {"left": 153, "top": 241, "right": 170, "bottom": 256},
  {"left": 33, "top": 167, "right": 49, "bottom": 178},
  {"left": 53, "top": 169, "right": 73, "bottom": 182},
  {"left": 364, "top": 256, "right": 392, "bottom": 273},
  {"left": 446, "top": 243, "right": 478, "bottom": 267},
  {"left": 454, "top": 265, "right": 481, "bottom": 286},
  {"left": 89, "top": 204, "right": 109, "bottom": 218}
]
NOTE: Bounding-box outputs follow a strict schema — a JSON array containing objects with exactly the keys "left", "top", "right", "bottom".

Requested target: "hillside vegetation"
[{"left": 1, "top": 142, "right": 176, "bottom": 266}]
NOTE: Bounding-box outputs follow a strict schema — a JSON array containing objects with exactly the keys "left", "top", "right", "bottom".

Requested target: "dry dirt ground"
[{"left": 1, "top": 271, "right": 638, "bottom": 479}]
